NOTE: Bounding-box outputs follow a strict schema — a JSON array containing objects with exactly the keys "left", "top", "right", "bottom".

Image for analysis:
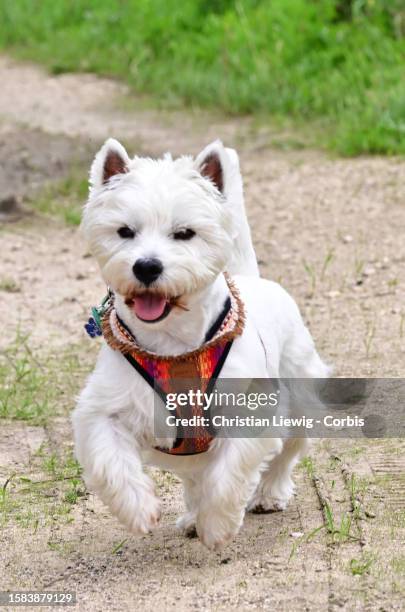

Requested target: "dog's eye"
[
  {"left": 173, "top": 228, "right": 195, "bottom": 241},
  {"left": 117, "top": 226, "right": 135, "bottom": 239}
]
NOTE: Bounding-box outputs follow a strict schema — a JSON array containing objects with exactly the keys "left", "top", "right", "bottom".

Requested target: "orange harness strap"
[
  {"left": 124, "top": 338, "right": 233, "bottom": 455},
  {"left": 100, "top": 275, "right": 245, "bottom": 456}
]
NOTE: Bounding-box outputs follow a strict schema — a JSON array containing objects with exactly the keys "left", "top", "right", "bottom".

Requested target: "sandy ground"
[{"left": 0, "top": 56, "right": 405, "bottom": 611}]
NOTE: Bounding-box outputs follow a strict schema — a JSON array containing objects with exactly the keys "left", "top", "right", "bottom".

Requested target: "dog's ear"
[
  {"left": 90, "top": 138, "right": 130, "bottom": 189},
  {"left": 194, "top": 140, "right": 228, "bottom": 194}
]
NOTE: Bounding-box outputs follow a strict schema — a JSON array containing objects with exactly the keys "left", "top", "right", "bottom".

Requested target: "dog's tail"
[
  {"left": 224, "top": 147, "right": 259, "bottom": 278},
  {"left": 196, "top": 141, "right": 259, "bottom": 277}
]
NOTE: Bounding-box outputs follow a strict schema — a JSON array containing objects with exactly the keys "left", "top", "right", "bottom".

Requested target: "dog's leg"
[
  {"left": 72, "top": 410, "right": 160, "bottom": 534},
  {"left": 248, "top": 438, "right": 309, "bottom": 512},
  {"left": 176, "top": 478, "right": 200, "bottom": 537},
  {"left": 250, "top": 310, "right": 330, "bottom": 513},
  {"left": 196, "top": 438, "right": 282, "bottom": 550}
]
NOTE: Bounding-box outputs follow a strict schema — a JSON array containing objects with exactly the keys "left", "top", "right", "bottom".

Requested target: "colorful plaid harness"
[{"left": 85, "top": 276, "right": 245, "bottom": 455}]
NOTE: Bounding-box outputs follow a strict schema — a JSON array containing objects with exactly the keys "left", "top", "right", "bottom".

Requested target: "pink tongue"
[{"left": 132, "top": 294, "right": 167, "bottom": 321}]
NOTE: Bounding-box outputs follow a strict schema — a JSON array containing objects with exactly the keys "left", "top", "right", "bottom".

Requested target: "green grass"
[
  {"left": 111, "top": 538, "right": 128, "bottom": 555},
  {"left": 0, "top": 0, "right": 404, "bottom": 155},
  {"left": 349, "top": 554, "right": 375, "bottom": 576},
  {"left": 299, "top": 456, "right": 315, "bottom": 478},
  {"left": 0, "top": 329, "right": 89, "bottom": 528},
  {"left": 0, "top": 328, "right": 95, "bottom": 529},
  {"left": 0, "top": 330, "right": 95, "bottom": 425},
  {"left": 0, "top": 278, "right": 21, "bottom": 293},
  {"left": 323, "top": 501, "right": 359, "bottom": 542},
  {"left": 0, "top": 445, "right": 85, "bottom": 529},
  {"left": 31, "top": 172, "right": 88, "bottom": 226},
  {"left": 0, "top": 331, "right": 55, "bottom": 424}
]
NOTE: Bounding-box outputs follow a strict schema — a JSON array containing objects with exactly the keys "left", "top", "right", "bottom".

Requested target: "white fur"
[{"left": 73, "top": 139, "right": 329, "bottom": 550}]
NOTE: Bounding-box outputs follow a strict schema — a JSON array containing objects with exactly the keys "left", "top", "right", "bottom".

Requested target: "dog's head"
[{"left": 82, "top": 139, "right": 236, "bottom": 324}]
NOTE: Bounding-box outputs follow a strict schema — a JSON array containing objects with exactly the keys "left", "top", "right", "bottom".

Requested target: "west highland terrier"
[{"left": 72, "top": 139, "right": 329, "bottom": 550}]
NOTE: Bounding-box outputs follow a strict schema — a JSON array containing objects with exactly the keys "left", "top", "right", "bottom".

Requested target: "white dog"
[{"left": 72, "top": 139, "right": 329, "bottom": 550}]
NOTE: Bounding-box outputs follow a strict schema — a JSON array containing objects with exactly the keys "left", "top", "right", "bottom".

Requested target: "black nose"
[{"left": 132, "top": 258, "right": 163, "bottom": 286}]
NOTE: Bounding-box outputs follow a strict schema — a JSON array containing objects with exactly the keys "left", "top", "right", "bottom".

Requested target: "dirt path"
[{"left": 1, "top": 56, "right": 404, "bottom": 611}]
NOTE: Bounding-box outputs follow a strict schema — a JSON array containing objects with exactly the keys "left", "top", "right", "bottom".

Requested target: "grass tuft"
[
  {"left": 1, "top": 446, "right": 85, "bottom": 529},
  {"left": 0, "top": 278, "right": 21, "bottom": 293},
  {"left": 0, "top": 331, "right": 54, "bottom": 424},
  {"left": 31, "top": 172, "right": 88, "bottom": 226},
  {"left": 350, "top": 554, "right": 375, "bottom": 576},
  {"left": 0, "top": 330, "right": 95, "bottom": 425}
]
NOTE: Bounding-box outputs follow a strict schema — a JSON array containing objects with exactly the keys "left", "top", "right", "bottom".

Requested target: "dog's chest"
[{"left": 119, "top": 316, "right": 273, "bottom": 434}]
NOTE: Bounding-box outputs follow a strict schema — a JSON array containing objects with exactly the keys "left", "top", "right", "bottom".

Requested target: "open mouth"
[{"left": 129, "top": 293, "right": 173, "bottom": 323}]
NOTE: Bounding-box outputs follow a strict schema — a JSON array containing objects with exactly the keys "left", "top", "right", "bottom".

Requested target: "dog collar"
[
  {"left": 85, "top": 275, "right": 245, "bottom": 455},
  {"left": 101, "top": 275, "right": 244, "bottom": 358}
]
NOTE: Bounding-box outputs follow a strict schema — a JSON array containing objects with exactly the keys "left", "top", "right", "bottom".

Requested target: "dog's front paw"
[
  {"left": 196, "top": 508, "right": 244, "bottom": 551},
  {"left": 95, "top": 482, "right": 161, "bottom": 535},
  {"left": 126, "top": 491, "right": 161, "bottom": 534},
  {"left": 248, "top": 478, "right": 295, "bottom": 513}
]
